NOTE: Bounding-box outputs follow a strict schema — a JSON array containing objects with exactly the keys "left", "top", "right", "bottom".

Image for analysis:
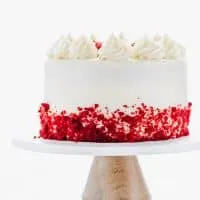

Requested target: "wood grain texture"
[{"left": 83, "top": 156, "right": 151, "bottom": 200}]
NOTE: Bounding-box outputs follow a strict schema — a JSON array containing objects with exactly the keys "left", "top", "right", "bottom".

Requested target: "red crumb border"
[{"left": 39, "top": 102, "right": 192, "bottom": 143}]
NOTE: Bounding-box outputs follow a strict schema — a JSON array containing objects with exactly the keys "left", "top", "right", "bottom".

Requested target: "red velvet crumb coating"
[{"left": 39, "top": 102, "right": 192, "bottom": 143}]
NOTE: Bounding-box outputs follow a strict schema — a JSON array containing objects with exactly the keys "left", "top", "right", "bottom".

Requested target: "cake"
[{"left": 39, "top": 33, "right": 192, "bottom": 142}]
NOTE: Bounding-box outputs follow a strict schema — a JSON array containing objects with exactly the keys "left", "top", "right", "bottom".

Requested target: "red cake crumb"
[
  {"left": 95, "top": 42, "right": 102, "bottom": 49},
  {"left": 38, "top": 103, "right": 192, "bottom": 143}
]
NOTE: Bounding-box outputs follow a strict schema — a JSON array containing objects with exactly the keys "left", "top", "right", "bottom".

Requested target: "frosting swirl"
[
  {"left": 47, "top": 34, "right": 186, "bottom": 61},
  {"left": 69, "top": 35, "right": 98, "bottom": 59},
  {"left": 48, "top": 34, "right": 73, "bottom": 59},
  {"left": 99, "top": 33, "right": 132, "bottom": 60},
  {"left": 131, "top": 35, "right": 185, "bottom": 60}
]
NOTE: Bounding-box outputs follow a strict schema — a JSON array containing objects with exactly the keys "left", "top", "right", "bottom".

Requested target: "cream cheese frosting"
[
  {"left": 131, "top": 35, "right": 185, "bottom": 60},
  {"left": 98, "top": 33, "right": 133, "bottom": 60},
  {"left": 90, "top": 33, "right": 98, "bottom": 41},
  {"left": 48, "top": 34, "right": 73, "bottom": 59},
  {"left": 47, "top": 33, "right": 186, "bottom": 61},
  {"left": 69, "top": 35, "right": 98, "bottom": 59}
]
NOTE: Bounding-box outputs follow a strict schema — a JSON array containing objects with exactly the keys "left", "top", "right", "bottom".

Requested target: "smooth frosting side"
[{"left": 44, "top": 60, "right": 187, "bottom": 111}]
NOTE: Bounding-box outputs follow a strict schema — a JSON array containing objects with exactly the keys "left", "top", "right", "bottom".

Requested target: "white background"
[{"left": 1, "top": 0, "right": 200, "bottom": 199}]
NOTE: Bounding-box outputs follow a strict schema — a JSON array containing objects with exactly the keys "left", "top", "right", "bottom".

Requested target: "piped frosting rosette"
[
  {"left": 48, "top": 34, "right": 73, "bottom": 59},
  {"left": 131, "top": 35, "right": 186, "bottom": 61},
  {"left": 48, "top": 34, "right": 98, "bottom": 60},
  {"left": 69, "top": 35, "right": 98, "bottom": 59},
  {"left": 47, "top": 33, "right": 186, "bottom": 61},
  {"left": 98, "top": 33, "right": 133, "bottom": 60}
]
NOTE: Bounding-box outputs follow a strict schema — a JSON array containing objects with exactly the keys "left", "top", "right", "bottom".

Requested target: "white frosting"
[
  {"left": 90, "top": 33, "right": 98, "bottom": 41},
  {"left": 44, "top": 60, "right": 187, "bottom": 112},
  {"left": 99, "top": 34, "right": 133, "bottom": 60},
  {"left": 48, "top": 34, "right": 73, "bottom": 59},
  {"left": 118, "top": 32, "right": 126, "bottom": 40},
  {"left": 47, "top": 34, "right": 186, "bottom": 61},
  {"left": 69, "top": 35, "right": 98, "bottom": 59},
  {"left": 131, "top": 35, "right": 186, "bottom": 60}
]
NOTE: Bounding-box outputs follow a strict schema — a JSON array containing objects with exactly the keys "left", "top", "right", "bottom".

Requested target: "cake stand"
[
  {"left": 11, "top": 110, "right": 200, "bottom": 200},
  {"left": 12, "top": 131, "right": 200, "bottom": 200}
]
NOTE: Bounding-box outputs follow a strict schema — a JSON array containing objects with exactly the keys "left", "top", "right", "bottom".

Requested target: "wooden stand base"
[{"left": 83, "top": 156, "right": 151, "bottom": 200}]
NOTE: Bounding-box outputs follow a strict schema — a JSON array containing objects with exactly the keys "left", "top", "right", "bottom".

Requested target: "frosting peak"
[
  {"left": 69, "top": 35, "right": 98, "bottom": 59},
  {"left": 99, "top": 33, "right": 132, "bottom": 60},
  {"left": 48, "top": 34, "right": 73, "bottom": 59},
  {"left": 47, "top": 33, "right": 186, "bottom": 61},
  {"left": 131, "top": 35, "right": 186, "bottom": 60}
]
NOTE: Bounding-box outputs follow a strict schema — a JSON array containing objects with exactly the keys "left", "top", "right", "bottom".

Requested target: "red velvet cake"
[{"left": 38, "top": 33, "right": 192, "bottom": 142}]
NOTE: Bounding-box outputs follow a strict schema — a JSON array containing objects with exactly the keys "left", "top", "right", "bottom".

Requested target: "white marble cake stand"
[{"left": 12, "top": 123, "right": 200, "bottom": 200}]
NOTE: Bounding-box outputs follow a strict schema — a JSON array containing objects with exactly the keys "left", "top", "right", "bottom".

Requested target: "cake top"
[{"left": 47, "top": 33, "right": 186, "bottom": 61}]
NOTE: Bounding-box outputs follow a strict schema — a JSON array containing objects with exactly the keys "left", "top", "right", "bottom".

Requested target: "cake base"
[{"left": 83, "top": 156, "right": 151, "bottom": 200}]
